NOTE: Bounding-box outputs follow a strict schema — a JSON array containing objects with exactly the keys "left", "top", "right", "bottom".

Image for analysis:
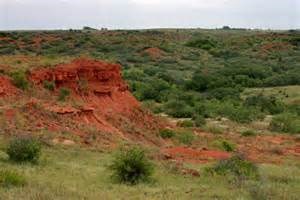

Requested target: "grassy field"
[
  {"left": 0, "top": 144, "right": 300, "bottom": 200},
  {"left": 243, "top": 85, "right": 300, "bottom": 105}
]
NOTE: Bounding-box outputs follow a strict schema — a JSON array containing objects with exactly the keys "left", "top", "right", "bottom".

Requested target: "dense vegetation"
[{"left": 0, "top": 29, "right": 299, "bottom": 133}]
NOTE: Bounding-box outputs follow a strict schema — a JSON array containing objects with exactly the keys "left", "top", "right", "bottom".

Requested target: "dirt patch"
[
  {"left": 162, "top": 147, "right": 230, "bottom": 163},
  {"left": 142, "top": 47, "right": 165, "bottom": 60},
  {"left": 0, "top": 76, "right": 19, "bottom": 97}
]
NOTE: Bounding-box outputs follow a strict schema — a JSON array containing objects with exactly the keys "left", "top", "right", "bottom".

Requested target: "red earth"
[
  {"left": 0, "top": 58, "right": 163, "bottom": 147},
  {"left": 0, "top": 76, "right": 19, "bottom": 97},
  {"left": 162, "top": 147, "right": 231, "bottom": 163}
]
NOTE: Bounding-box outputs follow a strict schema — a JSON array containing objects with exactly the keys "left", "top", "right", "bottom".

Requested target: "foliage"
[
  {"left": 244, "top": 94, "right": 285, "bottom": 114},
  {"left": 177, "top": 120, "right": 194, "bottom": 128},
  {"left": 186, "top": 38, "right": 217, "bottom": 50},
  {"left": 43, "top": 80, "right": 55, "bottom": 91},
  {"left": 109, "top": 146, "right": 154, "bottom": 185},
  {"left": 159, "top": 129, "right": 176, "bottom": 139},
  {"left": 10, "top": 70, "right": 29, "bottom": 90},
  {"left": 1, "top": 29, "right": 300, "bottom": 134},
  {"left": 205, "top": 124, "right": 225, "bottom": 134},
  {"left": 176, "top": 131, "right": 195, "bottom": 145},
  {"left": 241, "top": 130, "right": 257, "bottom": 137},
  {"left": 58, "top": 87, "right": 71, "bottom": 101},
  {"left": 164, "top": 100, "right": 193, "bottom": 118},
  {"left": 6, "top": 137, "right": 41, "bottom": 163},
  {"left": 207, "top": 154, "right": 260, "bottom": 180},
  {"left": 0, "top": 170, "right": 26, "bottom": 187},
  {"left": 208, "top": 87, "right": 241, "bottom": 100},
  {"left": 212, "top": 140, "right": 236, "bottom": 152},
  {"left": 269, "top": 113, "right": 300, "bottom": 134},
  {"left": 193, "top": 115, "right": 206, "bottom": 127}
]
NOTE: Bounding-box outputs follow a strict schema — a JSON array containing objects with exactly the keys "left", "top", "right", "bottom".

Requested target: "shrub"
[
  {"left": 193, "top": 115, "right": 206, "bottom": 127},
  {"left": 177, "top": 131, "right": 195, "bottom": 145},
  {"left": 10, "top": 70, "right": 29, "bottom": 90},
  {"left": 0, "top": 170, "right": 26, "bottom": 187},
  {"left": 159, "top": 129, "right": 176, "bottom": 139},
  {"left": 142, "top": 101, "right": 163, "bottom": 114},
  {"left": 218, "top": 103, "right": 262, "bottom": 123},
  {"left": 6, "top": 137, "right": 41, "bottom": 163},
  {"left": 177, "top": 120, "right": 194, "bottom": 128},
  {"left": 208, "top": 87, "right": 240, "bottom": 100},
  {"left": 212, "top": 139, "right": 236, "bottom": 152},
  {"left": 269, "top": 113, "right": 300, "bottom": 134},
  {"left": 241, "top": 130, "right": 257, "bottom": 137},
  {"left": 186, "top": 38, "right": 217, "bottom": 50},
  {"left": 205, "top": 124, "right": 224, "bottom": 134},
  {"left": 244, "top": 94, "right": 285, "bottom": 114},
  {"left": 207, "top": 154, "right": 259, "bottom": 180},
  {"left": 58, "top": 87, "right": 71, "bottom": 101},
  {"left": 221, "top": 141, "right": 236, "bottom": 152},
  {"left": 43, "top": 80, "right": 55, "bottom": 91},
  {"left": 109, "top": 146, "right": 154, "bottom": 185},
  {"left": 164, "top": 100, "right": 193, "bottom": 118}
]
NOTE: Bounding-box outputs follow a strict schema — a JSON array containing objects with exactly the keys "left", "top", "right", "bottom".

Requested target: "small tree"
[
  {"left": 6, "top": 137, "right": 41, "bottom": 163},
  {"left": 43, "top": 80, "right": 55, "bottom": 91},
  {"left": 58, "top": 87, "right": 70, "bottom": 101},
  {"left": 109, "top": 146, "right": 154, "bottom": 185},
  {"left": 10, "top": 70, "right": 29, "bottom": 90}
]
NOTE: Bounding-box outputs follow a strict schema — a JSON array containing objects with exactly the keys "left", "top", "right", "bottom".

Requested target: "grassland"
[
  {"left": 0, "top": 143, "right": 299, "bottom": 200},
  {"left": 243, "top": 85, "right": 300, "bottom": 105}
]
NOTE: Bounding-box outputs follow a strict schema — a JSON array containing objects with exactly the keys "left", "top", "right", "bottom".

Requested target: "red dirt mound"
[
  {"left": 142, "top": 47, "right": 165, "bottom": 60},
  {"left": 0, "top": 76, "right": 18, "bottom": 97},
  {"left": 26, "top": 58, "right": 162, "bottom": 145}
]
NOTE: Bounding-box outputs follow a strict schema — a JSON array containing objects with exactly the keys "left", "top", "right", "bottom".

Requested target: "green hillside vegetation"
[{"left": 1, "top": 29, "right": 299, "bottom": 134}]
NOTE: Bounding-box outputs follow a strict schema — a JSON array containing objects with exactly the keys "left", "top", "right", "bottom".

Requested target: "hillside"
[{"left": 0, "top": 29, "right": 299, "bottom": 199}]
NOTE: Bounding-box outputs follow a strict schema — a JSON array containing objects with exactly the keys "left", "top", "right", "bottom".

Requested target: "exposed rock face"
[
  {"left": 0, "top": 58, "right": 162, "bottom": 146},
  {"left": 28, "top": 58, "right": 160, "bottom": 142},
  {"left": 30, "top": 58, "right": 139, "bottom": 114}
]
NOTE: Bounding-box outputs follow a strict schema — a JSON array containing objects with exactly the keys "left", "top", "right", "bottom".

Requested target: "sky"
[{"left": 0, "top": 0, "right": 299, "bottom": 30}]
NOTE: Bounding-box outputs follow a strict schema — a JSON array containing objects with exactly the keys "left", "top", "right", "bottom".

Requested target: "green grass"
[
  {"left": 243, "top": 86, "right": 300, "bottom": 105},
  {"left": 0, "top": 146, "right": 299, "bottom": 200}
]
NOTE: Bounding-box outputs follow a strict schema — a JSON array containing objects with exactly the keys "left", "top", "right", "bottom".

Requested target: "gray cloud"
[{"left": 0, "top": 0, "right": 299, "bottom": 30}]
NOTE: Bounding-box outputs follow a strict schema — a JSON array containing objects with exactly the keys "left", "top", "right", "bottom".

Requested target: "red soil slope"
[
  {"left": 0, "top": 59, "right": 162, "bottom": 146},
  {"left": 0, "top": 76, "right": 19, "bottom": 97}
]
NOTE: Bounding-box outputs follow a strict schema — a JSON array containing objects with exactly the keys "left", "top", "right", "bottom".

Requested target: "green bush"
[
  {"left": 208, "top": 87, "right": 240, "bottom": 100},
  {"left": 244, "top": 94, "right": 285, "bottom": 114},
  {"left": 212, "top": 139, "right": 236, "bottom": 152},
  {"left": 186, "top": 38, "right": 217, "bottom": 50},
  {"left": 0, "top": 170, "right": 26, "bottom": 187},
  {"left": 177, "top": 131, "right": 195, "bottom": 145},
  {"left": 43, "top": 80, "right": 55, "bottom": 91},
  {"left": 58, "top": 87, "right": 71, "bottom": 101},
  {"left": 205, "top": 124, "right": 224, "bottom": 134},
  {"left": 10, "top": 70, "right": 29, "bottom": 90},
  {"left": 177, "top": 120, "right": 194, "bottom": 128},
  {"left": 207, "top": 154, "right": 259, "bottom": 180},
  {"left": 6, "top": 137, "right": 41, "bottom": 163},
  {"left": 109, "top": 146, "right": 154, "bottom": 185},
  {"left": 159, "top": 129, "right": 176, "bottom": 139},
  {"left": 269, "top": 113, "right": 300, "bottom": 134},
  {"left": 193, "top": 115, "right": 206, "bottom": 127},
  {"left": 164, "top": 100, "right": 193, "bottom": 118},
  {"left": 241, "top": 130, "right": 257, "bottom": 137}
]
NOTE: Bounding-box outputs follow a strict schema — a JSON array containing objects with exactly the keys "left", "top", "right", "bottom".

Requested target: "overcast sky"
[{"left": 0, "top": 0, "right": 299, "bottom": 30}]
